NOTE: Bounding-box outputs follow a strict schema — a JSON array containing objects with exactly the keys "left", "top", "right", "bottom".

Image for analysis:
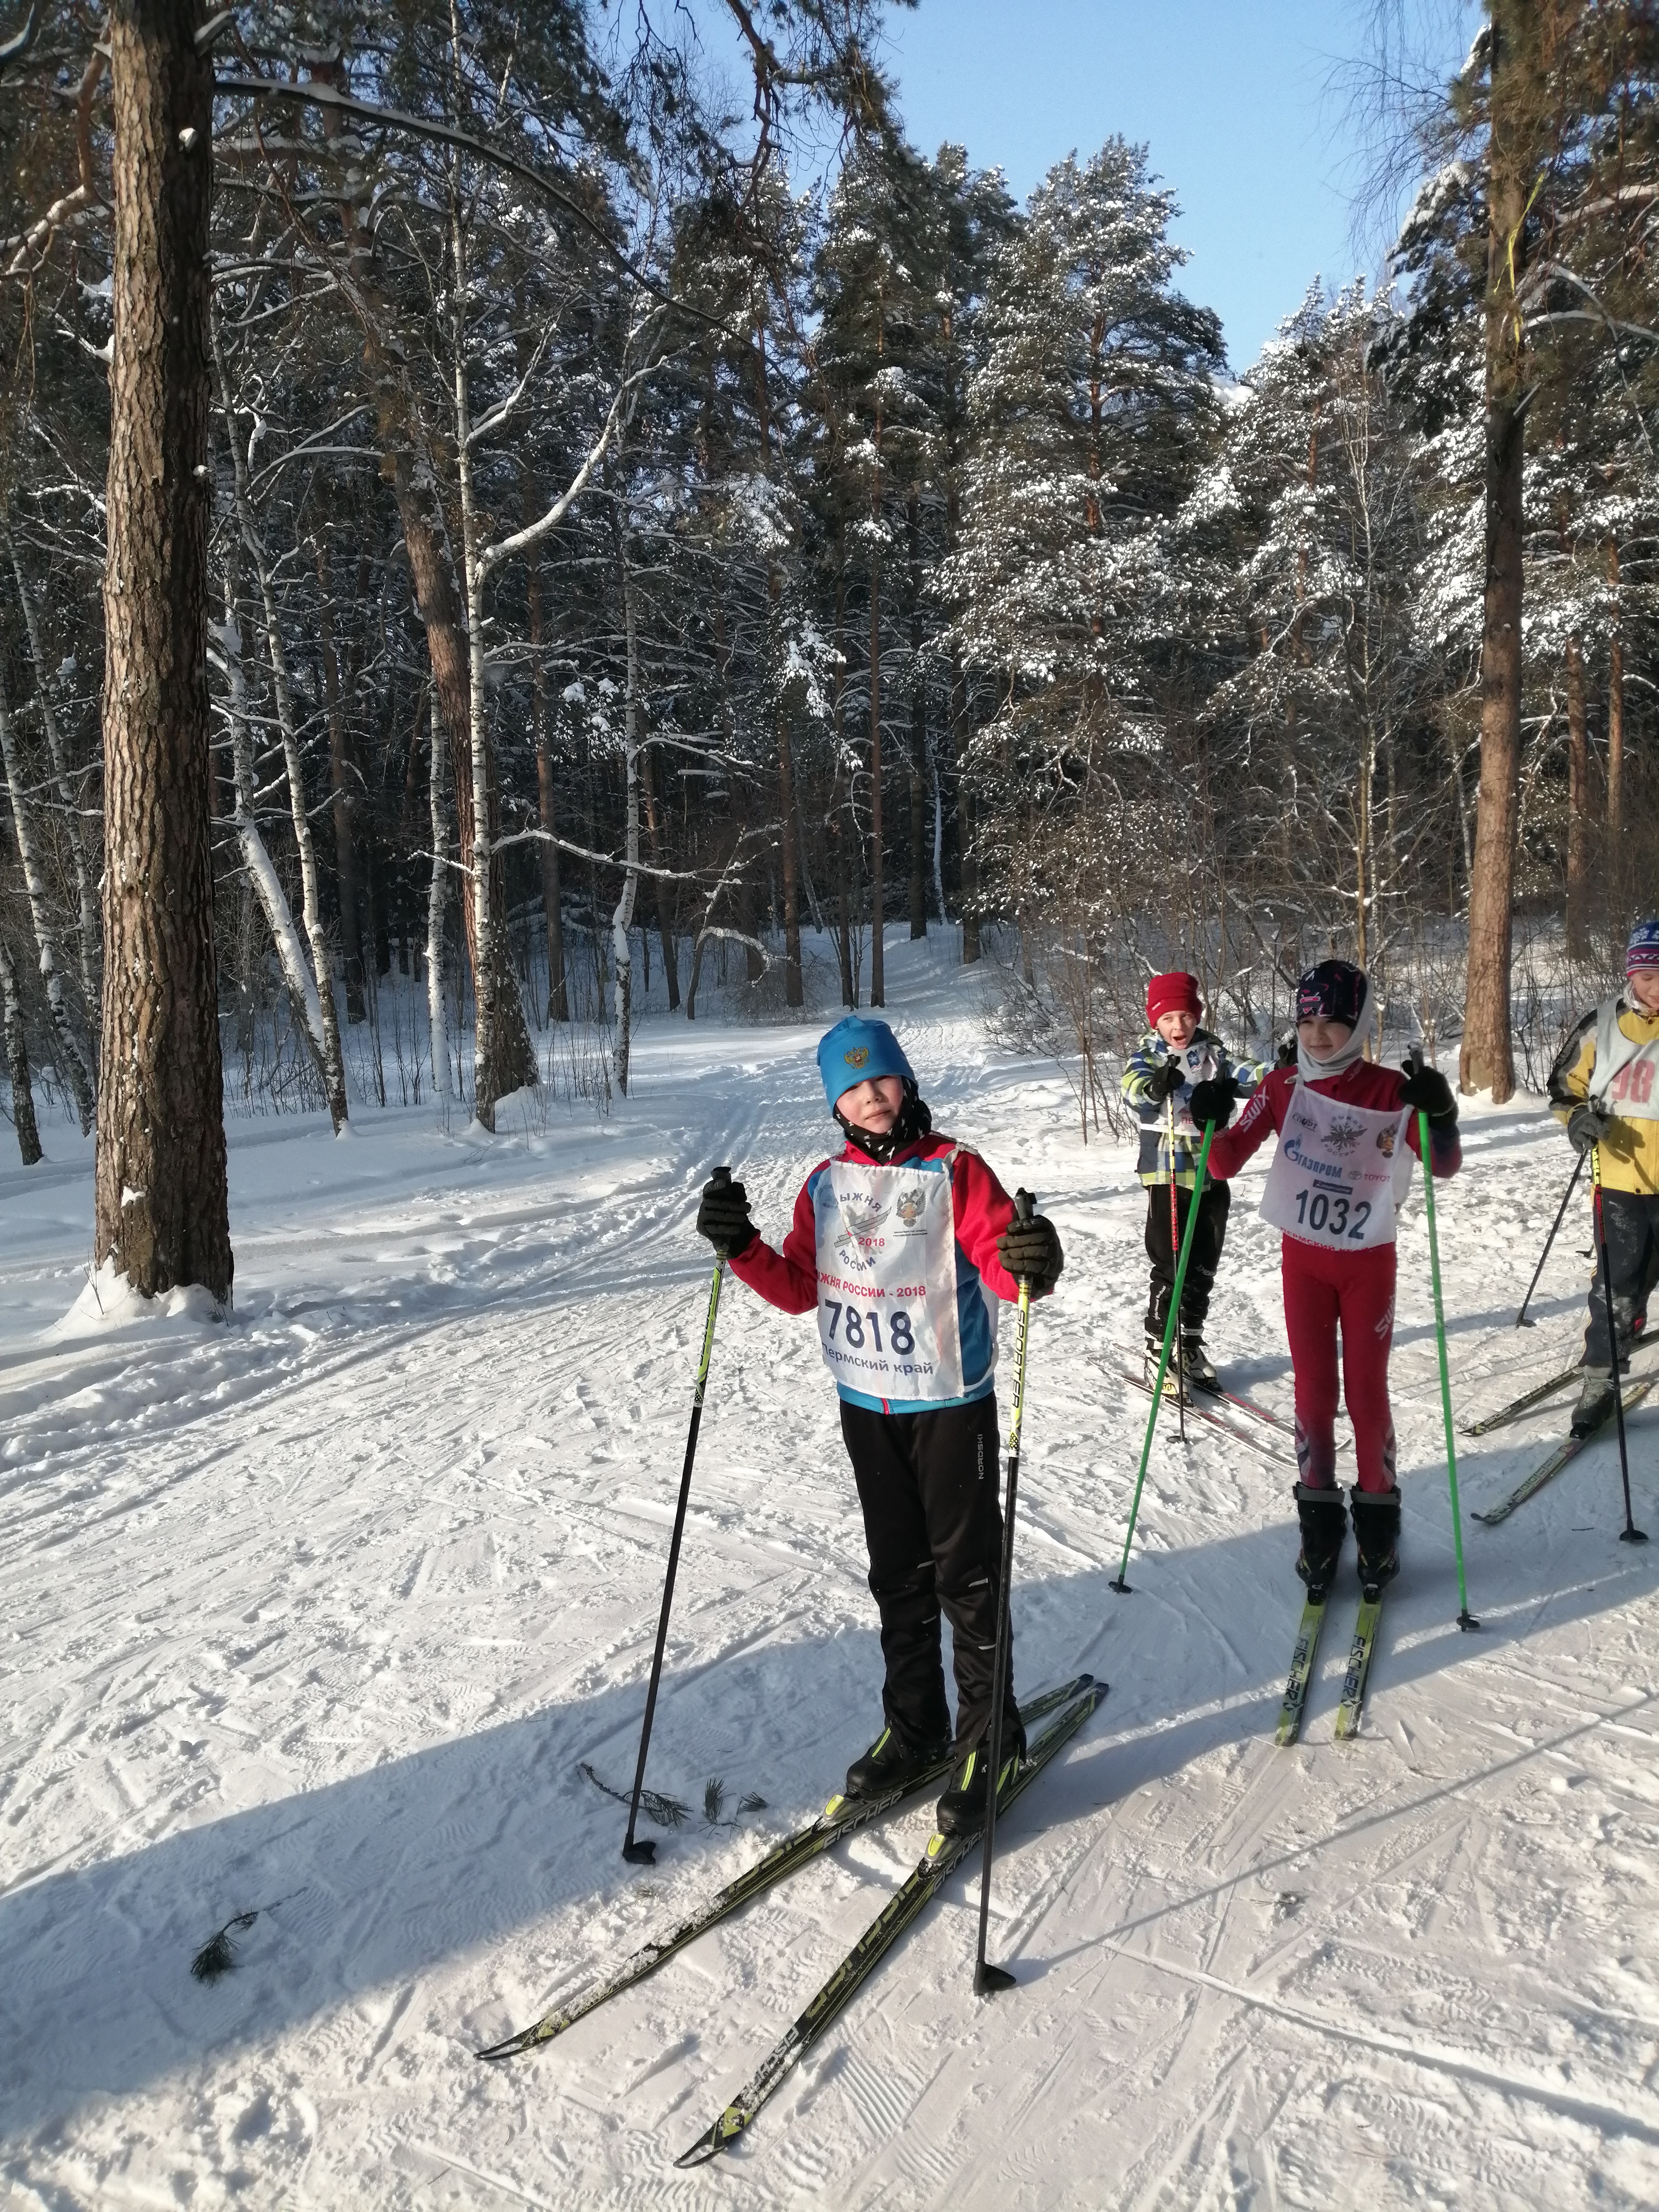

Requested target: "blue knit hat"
[
  {"left": 1628, "top": 919, "right": 1659, "bottom": 974},
  {"left": 816, "top": 1016, "right": 915, "bottom": 1111}
]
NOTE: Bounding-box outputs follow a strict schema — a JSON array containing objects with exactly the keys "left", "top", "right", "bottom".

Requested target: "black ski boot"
[
  {"left": 934, "top": 1719, "right": 1026, "bottom": 1837},
  {"left": 1181, "top": 1336, "right": 1219, "bottom": 1393},
  {"left": 844, "top": 1722, "right": 951, "bottom": 1801},
  {"left": 1571, "top": 1370, "right": 1616, "bottom": 1439},
  {"left": 1348, "top": 1485, "right": 1402, "bottom": 1599},
  {"left": 1293, "top": 1481, "right": 1347, "bottom": 1601}
]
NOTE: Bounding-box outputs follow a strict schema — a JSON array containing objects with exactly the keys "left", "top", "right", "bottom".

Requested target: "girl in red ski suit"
[
  {"left": 693, "top": 1015, "right": 1063, "bottom": 1837},
  {"left": 1191, "top": 961, "right": 1460, "bottom": 1591}
]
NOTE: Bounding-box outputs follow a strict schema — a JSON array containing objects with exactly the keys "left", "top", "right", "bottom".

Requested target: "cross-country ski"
[{"left": 674, "top": 1681, "right": 1107, "bottom": 2167}]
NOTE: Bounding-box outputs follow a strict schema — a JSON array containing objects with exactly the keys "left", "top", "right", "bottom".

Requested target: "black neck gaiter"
[{"left": 835, "top": 1082, "right": 933, "bottom": 1164}]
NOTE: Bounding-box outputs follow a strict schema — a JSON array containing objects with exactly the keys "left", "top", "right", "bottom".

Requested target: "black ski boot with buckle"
[
  {"left": 1293, "top": 1481, "right": 1347, "bottom": 1602},
  {"left": 1348, "top": 1484, "right": 1401, "bottom": 1599}
]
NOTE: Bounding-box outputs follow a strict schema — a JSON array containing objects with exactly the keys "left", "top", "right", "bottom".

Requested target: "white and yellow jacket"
[{"left": 1548, "top": 994, "right": 1659, "bottom": 1195}]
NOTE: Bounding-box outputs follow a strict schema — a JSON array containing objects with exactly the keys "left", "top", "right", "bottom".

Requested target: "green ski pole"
[
  {"left": 1409, "top": 1061, "right": 1478, "bottom": 1632},
  {"left": 1113, "top": 1122, "right": 1215, "bottom": 1594}
]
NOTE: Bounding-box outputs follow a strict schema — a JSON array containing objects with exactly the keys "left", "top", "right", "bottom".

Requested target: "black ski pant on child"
[
  {"left": 1584, "top": 1187, "right": 1659, "bottom": 1368},
  {"left": 840, "top": 1394, "right": 1019, "bottom": 1758},
  {"left": 1144, "top": 1178, "right": 1231, "bottom": 1342}
]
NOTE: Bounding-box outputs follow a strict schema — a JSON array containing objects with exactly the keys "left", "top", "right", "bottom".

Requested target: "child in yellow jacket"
[{"left": 1548, "top": 917, "right": 1659, "bottom": 1433}]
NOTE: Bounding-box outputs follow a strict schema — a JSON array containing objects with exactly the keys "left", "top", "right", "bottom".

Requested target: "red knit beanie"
[{"left": 1146, "top": 971, "right": 1201, "bottom": 1025}]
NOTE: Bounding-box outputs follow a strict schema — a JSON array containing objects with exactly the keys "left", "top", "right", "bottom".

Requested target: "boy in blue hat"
[
  {"left": 1549, "top": 917, "right": 1659, "bottom": 1434},
  {"left": 694, "top": 1016, "right": 1063, "bottom": 1835}
]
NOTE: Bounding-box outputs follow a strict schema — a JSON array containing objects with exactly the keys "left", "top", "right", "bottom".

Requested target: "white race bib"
[
  {"left": 812, "top": 1157, "right": 966, "bottom": 1402},
  {"left": 1260, "top": 1082, "right": 1413, "bottom": 1251},
  {"left": 1593, "top": 999, "right": 1659, "bottom": 1120}
]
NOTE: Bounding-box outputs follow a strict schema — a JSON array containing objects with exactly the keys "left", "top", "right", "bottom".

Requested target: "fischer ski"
[
  {"left": 1472, "top": 1377, "right": 1656, "bottom": 1527},
  {"left": 1460, "top": 1362, "right": 1581, "bottom": 1437},
  {"left": 1275, "top": 1595, "right": 1328, "bottom": 1746},
  {"left": 476, "top": 1674, "right": 1094, "bottom": 2064},
  {"left": 1120, "top": 1367, "right": 1295, "bottom": 1468},
  {"left": 1333, "top": 1594, "right": 1384, "bottom": 1739},
  {"left": 674, "top": 1680, "right": 1107, "bottom": 2168}
]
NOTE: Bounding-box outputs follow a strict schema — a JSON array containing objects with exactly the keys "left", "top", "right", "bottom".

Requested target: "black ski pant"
[
  {"left": 1144, "top": 1178, "right": 1231, "bottom": 1342},
  {"left": 1584, "top": 1186, "right": 1659, "bottom": 1368},
  {"left": 840, "top": 1394, "right": 1019, "bottom": 1758}
]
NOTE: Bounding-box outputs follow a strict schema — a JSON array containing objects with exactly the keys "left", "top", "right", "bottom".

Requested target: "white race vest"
[
  {"left": 1260, "top": 1082, "right": 1414, "bottom": 1252},
  {"left": 811, "top": 1155, "right": 967, "bottom": 1402},
  {"left": 1167, "top": 1038, "right": 1225, "bottom": 1137},
  {"left": 1591, "top": 997, "right": 1659, "bottom": 1120}
]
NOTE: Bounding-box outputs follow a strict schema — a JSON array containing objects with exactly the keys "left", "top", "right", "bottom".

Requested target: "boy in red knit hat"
[{"left": 1120, "top": 972, "right": 1263, "bottom": 1391}]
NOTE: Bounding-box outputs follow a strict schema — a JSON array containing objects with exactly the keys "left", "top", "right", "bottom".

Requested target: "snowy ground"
[{"left": 5, "top": 935, "right": 1659, "bottom": 2209}]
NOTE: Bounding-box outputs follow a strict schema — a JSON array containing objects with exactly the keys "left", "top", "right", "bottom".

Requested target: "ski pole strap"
[
  {"left": 1115, "top": 1122, "right": 1215, "bottom": 1590},
  {"left": 1416, "top": 1097, "right": 1476, "bottom": 1629}
]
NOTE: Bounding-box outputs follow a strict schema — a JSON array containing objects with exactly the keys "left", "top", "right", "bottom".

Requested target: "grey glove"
[{"left": 1567, "top": 1100, "right": 1612, "bottom": 1157}]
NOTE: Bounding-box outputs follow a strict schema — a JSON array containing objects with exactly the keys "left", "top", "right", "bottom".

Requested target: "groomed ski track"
[{"left": 4, "top": 934, "right": 1659, "bottom": 2208}]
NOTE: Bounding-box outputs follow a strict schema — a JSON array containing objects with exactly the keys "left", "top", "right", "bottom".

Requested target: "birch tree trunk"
[
  {"left": 214, "top": 563, "right": 329, "bottom": 1067},
  {"left": 0, "top": 663, "right": 95, "bottom": 1130},
  {"left": 211, "top": 308, "right": 349, "bottom": 1130},
  {"left": 526, "top": 554, "right": 569, "bottom": 1022},
  {"left": 611, "top": 523, "right": 642, "bottom": 1094},
  {"left": 4, "top": 523, "right": 98, "bottom": 1023},
  {"left": 0, "top": 932, "right": 42, "bottom": 1166},
  {"left": 313, "top": 536, "right": 365, "bottom": 1021},
  {"left": 96, "top": 0, "right": 231, "bottom": 1302},
  {"left": 427, "top": 686, "right": 451, "bottom": 1101}
]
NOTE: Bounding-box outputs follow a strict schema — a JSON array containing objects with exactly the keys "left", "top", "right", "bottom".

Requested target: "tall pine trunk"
[
  {"left": 1565, "top": 635, "right": 1591, "bottom": 958},
  {"left": 1461, "top": 1, "right": 1532, "bottom": 1102},
  {"left": 907, "top": 489, "right": 927, "bottom": 940},
  {"left": 96, "top": 0, "right": 231, "bottom": 1302},
  {"left": 1607, "top": 536, "right": 1624, "bottom": 860}
]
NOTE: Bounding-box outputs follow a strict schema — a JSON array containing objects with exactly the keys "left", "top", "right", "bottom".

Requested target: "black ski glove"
[
  {"left": 1399, "top": 1062, "right": 1457, "bottom": 1126},
  {"left": 997, "top": 1210, "right": 1063, "bottom": 1297},
  {"left": 1147, "top": 1056, "right": 1186, "bottom": 1103},
  {"left": 1187, "top": 1073, "right": 1239, "bottom": 1130},
  {"left": 1568, "top": 1100, "right": 1612, "bottom": 1155},
  {"left": 696, "top": 1170, "right": 756, "bottom": 1256}
]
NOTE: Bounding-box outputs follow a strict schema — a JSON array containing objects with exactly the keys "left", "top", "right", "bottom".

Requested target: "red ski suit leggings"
[{"left": 1280, "top": 1236, "right": 1397, "bottom": 1493}]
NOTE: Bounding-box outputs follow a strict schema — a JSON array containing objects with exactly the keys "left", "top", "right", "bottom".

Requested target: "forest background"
[{"left": 1, "top": 0, "right": 1656, "bottom": 1297}]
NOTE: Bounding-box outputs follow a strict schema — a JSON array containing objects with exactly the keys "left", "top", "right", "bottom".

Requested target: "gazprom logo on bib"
[{"left": 844, "top": 1047, "right": 869, "bottom": 1069}]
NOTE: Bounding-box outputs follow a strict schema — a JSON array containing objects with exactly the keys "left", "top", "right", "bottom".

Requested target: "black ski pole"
[
  {"left": 1515, "top": 1147, "right": 1587, "bottom": 1328},
  {"left": 975, "top": 1189, "right": 1036, "bottom": 1996},
  {"left": 1593, "top": 1147, "right": 1647, "bottom": 1546},
  {"left": 1167, "top": 1093, "right": 1187, "bottom": 1441},
  {"left": 622, "top": 1168, "right": 732, "bottom": 1864}
]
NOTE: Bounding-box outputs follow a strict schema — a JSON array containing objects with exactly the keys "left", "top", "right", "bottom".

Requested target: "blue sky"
[{"left": 879, "top": 0, "right": 1478, "bottom": 372}]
